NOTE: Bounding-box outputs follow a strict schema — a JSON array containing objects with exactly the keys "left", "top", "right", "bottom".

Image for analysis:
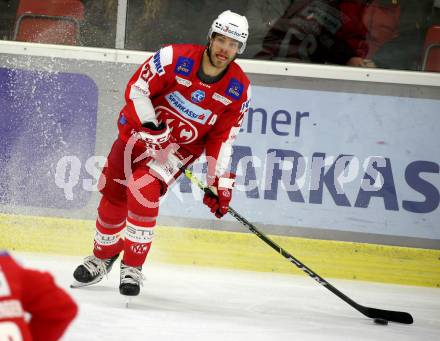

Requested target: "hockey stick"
[{"left": 182, "top": 168, "right": 414, "bottom": 324}]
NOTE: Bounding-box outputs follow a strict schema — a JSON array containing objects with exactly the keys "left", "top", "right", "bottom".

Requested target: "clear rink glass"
[{"left": 0, "top": 0, "right": 439, "bottom": 72}]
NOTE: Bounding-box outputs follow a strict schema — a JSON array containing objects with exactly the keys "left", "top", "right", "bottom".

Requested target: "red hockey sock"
[
  {"left": 93, "top": 196, "right": 127, "bottom": 260},
  {"left": 123, "top": 216, "right": 155, "bottom": 267},
  {"left": 122, "top": 168, "right": 162, "bottom": 267}
]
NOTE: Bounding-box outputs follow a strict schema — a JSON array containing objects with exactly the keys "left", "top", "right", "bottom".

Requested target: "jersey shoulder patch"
[
  {"left": 172, "top": 44, "right": 204, "bottom": 77},
  {"left": 223, "top": 62, "right": 250, "bottom": 102},
  {"left": 175, "top": 56, "right": 194, "bottom": 76},
  {"left": 225, "top": 78, "right": 244, "bottom": 100}
]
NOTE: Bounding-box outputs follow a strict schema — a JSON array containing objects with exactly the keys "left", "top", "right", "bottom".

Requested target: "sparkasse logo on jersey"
[{"left": 165, "top": 91, "right": 211, "bottom": 125}]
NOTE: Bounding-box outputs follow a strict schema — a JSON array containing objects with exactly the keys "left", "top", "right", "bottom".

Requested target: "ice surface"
[{"left": 14, "top": 252, "right": 440, "bottom": 341}]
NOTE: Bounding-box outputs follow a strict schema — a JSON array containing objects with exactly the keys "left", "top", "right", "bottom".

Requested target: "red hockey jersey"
[
  {"left": 118, "top": 44, "right": 251, "bottom": 179},
  {"left": 0, "top": 252, "right": 77, "bottom": 341}
]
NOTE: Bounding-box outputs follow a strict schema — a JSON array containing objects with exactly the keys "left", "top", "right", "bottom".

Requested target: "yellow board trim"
[{"left": 1, "top": 213, "right": 439, "bottom": 287}]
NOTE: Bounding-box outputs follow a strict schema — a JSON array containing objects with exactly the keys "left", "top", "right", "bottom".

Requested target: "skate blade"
[
  {"left": 70, "top": 280, "right": 94, "bottom": 288},
  {"left": 124, "top": 296, "right": 132, "bottom": 308},
  {"left": 70, "top": 276, "right": 103, "bottom": 289}
]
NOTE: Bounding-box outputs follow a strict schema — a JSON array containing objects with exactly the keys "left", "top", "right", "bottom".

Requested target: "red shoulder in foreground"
[{"left": 0, "top": 252, "right": 77, "bottom": 341}]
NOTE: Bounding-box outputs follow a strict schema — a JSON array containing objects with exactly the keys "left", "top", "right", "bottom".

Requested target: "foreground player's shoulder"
[
  {"left": 0, "top": 250, "right": 18, "bottom": 267},
  {"left": 0, "top": 252, "right": 22, "bottom": 296}
]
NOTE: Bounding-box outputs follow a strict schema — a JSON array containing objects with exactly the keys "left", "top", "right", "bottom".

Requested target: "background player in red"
[
  {"left": 73, "top": 10, "right": 252, "bottom": 297},
  {"left": 0, "top": 250, "right": 77, "bottom": 340}
]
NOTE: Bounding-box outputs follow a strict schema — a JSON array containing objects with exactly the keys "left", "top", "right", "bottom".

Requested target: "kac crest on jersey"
[
  {"left": 226, "top": 78, "right": 243, "bottom": 100},
  {"left": 155, "top": 105, "right": 198, "bottom": 144},
  {"left": 191, "top": 90, "right": 205, "bottom": 103},
  {"left": 175, "top": 56, "right": 194, "bottom": 76}
]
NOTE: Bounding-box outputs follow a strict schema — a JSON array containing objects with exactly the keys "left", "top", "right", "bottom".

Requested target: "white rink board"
[{"left": 0, "top": 41, "right": 439, "bottom": 247}]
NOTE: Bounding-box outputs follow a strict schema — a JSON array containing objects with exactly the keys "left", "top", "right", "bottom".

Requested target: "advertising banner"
[
  {"left": 162, "top": 86, "right": 440, "bottom": 240},
  {"left": 0, "top": 67, "right": 98, "bottom": 209},
  {"left": 0, "top": 51, "right": 438, "bottom": 245}
]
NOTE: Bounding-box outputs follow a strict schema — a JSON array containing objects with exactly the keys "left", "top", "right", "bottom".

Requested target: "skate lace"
[
  {"left": 82, "top": 256, "right": 110, "bottom": 277},
  {"left": 120, "top": 265, "right": 145, "bottom": 286}
]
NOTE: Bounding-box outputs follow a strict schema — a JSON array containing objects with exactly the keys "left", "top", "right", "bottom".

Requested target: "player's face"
[{"left": 209, "top": 34, "right": 240, "bottom": 68}]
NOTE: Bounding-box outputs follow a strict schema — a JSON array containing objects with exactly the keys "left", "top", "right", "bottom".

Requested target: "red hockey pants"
[{"left": 93, "top": 138, "right": 168, "bottom": 267}]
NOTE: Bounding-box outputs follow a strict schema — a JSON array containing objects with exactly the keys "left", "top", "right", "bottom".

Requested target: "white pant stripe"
[
  {"left": 127, "top": 210, "right": 157, "bottom": 223},
  {"left": 97, "top": 216, "right": 126, "bottom": 229}
]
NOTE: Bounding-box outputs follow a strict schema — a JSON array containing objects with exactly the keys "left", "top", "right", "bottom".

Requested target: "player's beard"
[{"left": 207, "top": 44, "right": 235, "bottom": 69}]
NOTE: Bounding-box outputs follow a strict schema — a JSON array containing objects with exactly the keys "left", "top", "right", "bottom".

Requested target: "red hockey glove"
[
  {"left": 203, "top": 174, "right": 235, "bottom": 219},
  {"left": 136, "top": 121, "right": 177, "bottom": 163}
]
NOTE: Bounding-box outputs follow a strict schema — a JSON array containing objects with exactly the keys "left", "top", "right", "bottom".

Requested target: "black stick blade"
[{"left": 362, "top": 306, "right": 413, "bottom": 324}]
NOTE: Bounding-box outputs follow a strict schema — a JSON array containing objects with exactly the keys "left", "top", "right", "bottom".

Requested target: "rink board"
[
  {"left": 0, "top": 41, "right": 439, "bottom": 250},
  {"left": 1, "top": 213, "right": 439, "bottom": 288},
  {"left": 0, "top": 41, "right": 439, "bottom": 287}
]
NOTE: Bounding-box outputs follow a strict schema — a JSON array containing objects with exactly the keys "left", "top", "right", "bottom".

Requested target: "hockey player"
[
  {"left": 73, "top": 10, "right": 252, "bottom": 296},
  {"left": 0, "top": 251, "right": 77, "bottom": 340}
]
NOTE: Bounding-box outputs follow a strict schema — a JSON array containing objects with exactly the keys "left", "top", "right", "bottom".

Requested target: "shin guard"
[
  {"left": 123, "top": 214, "right": 156, "bottom": 267},
  {"left": 123, "top": 169, "right": 162, "bottom": 267},
  {"left": 93, "top": 197, "right": 127, "bottom": 259}
]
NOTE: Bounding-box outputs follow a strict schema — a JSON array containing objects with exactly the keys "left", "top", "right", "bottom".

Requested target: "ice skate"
[
  {"left": 119, "top": 261, "right": 145, "bottom": 297},
  {"left": 71, "top": 254, "right": 119, "bottom": 288}
]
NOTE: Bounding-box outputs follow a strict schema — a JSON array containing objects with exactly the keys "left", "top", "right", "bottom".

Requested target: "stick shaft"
[{"left": 183, "top": 168, "right": 413, "bottom": 324}]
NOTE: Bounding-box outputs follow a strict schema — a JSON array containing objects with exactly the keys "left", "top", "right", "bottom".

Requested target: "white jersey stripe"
[
  {"left": 130, "top": 45, "right": 174, "bottom": 124},
  {"left": 130, "top": 87, "right": 156, "bottom": 123}
]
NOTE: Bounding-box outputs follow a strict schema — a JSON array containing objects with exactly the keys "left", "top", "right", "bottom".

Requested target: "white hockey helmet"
[{"left": 207, "top": 10, "right": 249, "bottom": 54}]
